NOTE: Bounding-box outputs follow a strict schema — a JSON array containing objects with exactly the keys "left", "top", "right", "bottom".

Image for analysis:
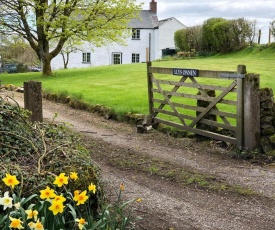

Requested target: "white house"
[{"left": 51, "top": 0, "right": 186, "bottom": 70}]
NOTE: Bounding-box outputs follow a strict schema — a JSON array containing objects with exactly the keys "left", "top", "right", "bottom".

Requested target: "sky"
[{"left": 136, "top": 0, "right": 275, "bottom": 44}]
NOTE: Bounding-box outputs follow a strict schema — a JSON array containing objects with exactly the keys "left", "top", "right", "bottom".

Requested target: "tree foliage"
[
  {"left": 0, "top": 0, "right": 142, "bottom": 75},
  {"left": 175, "top": 17, "right": 256, "bottom": 54},
  {"left": 59, "top": 37, "right": 83, "bottom": 69},
  {"left": 174, "top": 29, "right": 188, "bottom": 51},
  {"left": 202, "top": 18, "right": 226, "bottom": 52},
  {"left": 0, "top": 35, "right": 39, "bottom": 66},
  {"left": 174, "top": 25, "right": 202, "bottom": 52},
  {"left": 270, "top": 20, "right": 275, "bottom": 38}
]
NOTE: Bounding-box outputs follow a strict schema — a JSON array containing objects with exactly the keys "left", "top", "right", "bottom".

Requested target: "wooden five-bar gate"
[{"left": 146, "top": 62, "right": 260, "bottom": 151}]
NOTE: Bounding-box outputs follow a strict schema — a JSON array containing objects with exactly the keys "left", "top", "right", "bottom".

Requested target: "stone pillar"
[
  {"left": 243, "top": 74, "right": 261, "bottom": 151},
  {"left": 24, "top": 81, "right": 43, "bottom": 122},
  {"left": 260, "top": 88, "right": 275, "bottom": 152}
]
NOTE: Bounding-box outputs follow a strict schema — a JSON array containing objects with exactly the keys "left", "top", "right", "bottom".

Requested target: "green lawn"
[{"left": 1, "top": 44, "right": 275, "bottom": 117}]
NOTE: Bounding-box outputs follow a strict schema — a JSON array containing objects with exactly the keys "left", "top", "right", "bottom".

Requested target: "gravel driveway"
[{"left": 4, "top": 91, "right": 275, "bottom": 230}]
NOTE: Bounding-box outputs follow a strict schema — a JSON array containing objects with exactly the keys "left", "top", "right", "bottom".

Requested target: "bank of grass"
[
  {"left": 0, "top": 64, "right": 149, "bottom": 117},
  {"left": 1, "top": 44, "right": 275, "bottom": 118}
]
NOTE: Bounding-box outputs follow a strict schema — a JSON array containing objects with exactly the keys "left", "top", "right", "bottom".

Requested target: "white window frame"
[
  {"left": 132, "top": 53, "right": 140, "bottom": 63},
  {"left": 82, "top": 52, "right": 91, "bottom": 63},
  {"left": 112, "top": 53, "right": 122, "bottom": 65},
  {"left": 132, "top": 29, "right": 140, "bottom": 40}
]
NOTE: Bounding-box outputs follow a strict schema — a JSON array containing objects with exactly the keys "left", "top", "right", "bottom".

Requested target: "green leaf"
[
  {"left": 0, "top": 214, "right": 8, "bottom": 227},
  {"left": 67, "top": 203, "right": 77, "bottom": 220},
  {"left": 20, "top": 194, "right": 38, "bottom": 206}
]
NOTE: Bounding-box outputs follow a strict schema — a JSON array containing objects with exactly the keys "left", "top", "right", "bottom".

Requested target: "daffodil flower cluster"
[{"left": 0, "top": 172, "right": 97, "bottom": 230}]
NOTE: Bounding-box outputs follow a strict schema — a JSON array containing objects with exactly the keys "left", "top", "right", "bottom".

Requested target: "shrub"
[
  {"left": 177, "top": 50, "right": 197, "bottom": 58},
  {"left": 0, "top": 95, "right": 101, "bottom": 215},
  {"left": 0, "top": 95, "right": 142, "bottom": 229}
]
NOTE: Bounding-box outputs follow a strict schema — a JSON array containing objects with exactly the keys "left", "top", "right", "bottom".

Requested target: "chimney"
[{"left": 150, "top": 0, "right": 157, "bottom": 14}]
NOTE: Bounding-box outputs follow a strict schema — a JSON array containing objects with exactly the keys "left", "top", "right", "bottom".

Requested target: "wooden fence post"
[
  {"left": 141, "top": 62, "right": 154, "bottom": 128},
  {"left": 24, "top": 81, "right": 43, "bottom": 123},
  {"left": 236, "top": 65, "right": 246, "bottom": 149},
  {"left": 147, "top": 62, "right": 153, "bottom": 116},
  {"left": 243, "top": 73, "right": 261, "bottom": 151}
]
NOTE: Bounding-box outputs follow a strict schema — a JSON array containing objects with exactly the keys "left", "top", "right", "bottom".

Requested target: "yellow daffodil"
[
  {"left": 3, "top": 173, "right": 20, "bottom": 188},
  {"left": 26, "top": 209, "right": 39, "bottom": 221},
  {"left": 28, "top": 222, "right": 35, "bottom": 228},
  {"left": 0, "top": 191, "right": 13, "bottom": 210},
  {"left": 48, "top": 200, "right": 64, "bottom": 215},
  {"left": 53, "top": 194, "right": 66, "bottom": 203},
  {"left": 73, "top": 190, "right": 80, "bottom": 201},
  {"left": 120, "top": 183, "right": 125, "bottom": 191},
  {"left": 9, "top": 216, "right": 24, "bottom": 229},
  {"left": 88, "top": 183, "right": 96, "bottom": 194},
  {"left": 75, "top": 190, "right": 88, "bottom": 206},
  {"left": 34, "top": 219, "right": 44, "bottom": 230},
  {"left": 53, "top": 173, "right": 69, "bottom": 187},
  {"left": 40, "top": 186, "right": 56, "bottom": 200},
  {"left": 70, "top": 172, "right": 78, "bottom": 181},
  {"left": 28, "top": 219, "right": 44, "bottom": 230},
  {"left": 75, "top": 218, "right": 87, "bottom": 230}
]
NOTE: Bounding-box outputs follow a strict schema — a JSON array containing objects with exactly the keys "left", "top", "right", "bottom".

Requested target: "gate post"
[
  {"left": 243, "top": 74, "right": 261, "bottom": 151},
  {"left": 24, "top": 81, "right": 43, "bottom": 123},
  {"left": 147, "top": 62, "right": 153, "bottom": 116},
  {"left": 236, "top": 65, "right": 246, "bottom": 149}
]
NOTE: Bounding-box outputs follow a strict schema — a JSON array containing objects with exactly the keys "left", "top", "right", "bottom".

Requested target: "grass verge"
[{"left": 0, "top": 44, "right": 275, "bottom": 120}]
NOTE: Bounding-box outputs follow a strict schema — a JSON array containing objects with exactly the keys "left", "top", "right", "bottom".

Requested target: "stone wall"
[{"left": 260, "top": 88, "right": 275, "bottom": 153}]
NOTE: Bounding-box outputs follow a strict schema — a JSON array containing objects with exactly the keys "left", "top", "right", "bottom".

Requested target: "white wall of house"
[
  {"left": 51, "top": 28, "right": 156, "bottom": 70},
  {"left": 158, "top": 17, "right": 187, "bottom": 57},
  {"left": 50, "top": 6, "right": 186, "bottom": 70},
  {"left": 151, "top": 28, "right": 159, "bottom": 61}
]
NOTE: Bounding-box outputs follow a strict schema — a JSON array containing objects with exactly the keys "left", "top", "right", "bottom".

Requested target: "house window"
[
  {"left": 82, "top": 52, "right": 91, "bottom": 63},
  {"left": 132, "top": 29, "right": 140, "bottom": 39},
  {"left": 112, "top": 53, "right": 122, "bottom": 65},
  {"left": 132, "top": 53, "right": 140, "bottom": 63}
]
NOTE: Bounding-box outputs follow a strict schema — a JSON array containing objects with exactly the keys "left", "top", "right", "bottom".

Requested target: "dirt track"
[{"left": 4, "top": 91, "right": 275, "bottom": 230}]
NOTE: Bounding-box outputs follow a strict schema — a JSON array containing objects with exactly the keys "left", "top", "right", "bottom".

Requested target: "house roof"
[
  {"left": 158, "top": 17, "right": 187, "bottom": 28},
  {"left": 128, "top": 10, "right": 159, "bottom": 29}
]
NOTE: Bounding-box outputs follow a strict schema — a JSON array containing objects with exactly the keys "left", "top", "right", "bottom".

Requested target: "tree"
[
  {"left": 212, "top": 20, "right": 231, "bottom": 53},
  {"left": 201, "top": 18, "right": 226, "bottom": 52},
  {"left": 270, "top": 20, "right": 275, "bottom": 38},
  {"left": 174, "top": 29, "right": 188, "bottom": 51},
  {"left": 174, "top": 25, "right": 202, "bottom": 52},
  {"left": 0, "top": 0, "right": 142, "bottom": 75},
  {"left": 231, "top": 18, "right": 255, "bottom": 49},
  {"left": 186, "top": 25, "right": 202, "bottom": 52},
  {"left": 201, "top": 17, "right": 253, "bottom": 53},
  {"left": 59, "top": 37, "right": 83, "bottom": 69},
  {"left": 0, "top": 34, "right": 39, "bottom": 66},
  {"left": 246, "top": 19, "right": 257, "bottom": 46}
]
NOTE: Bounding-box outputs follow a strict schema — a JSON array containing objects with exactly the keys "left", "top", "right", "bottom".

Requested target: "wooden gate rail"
[{"left": 146, "top": 62, "right": 261, "bottom": 151}]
